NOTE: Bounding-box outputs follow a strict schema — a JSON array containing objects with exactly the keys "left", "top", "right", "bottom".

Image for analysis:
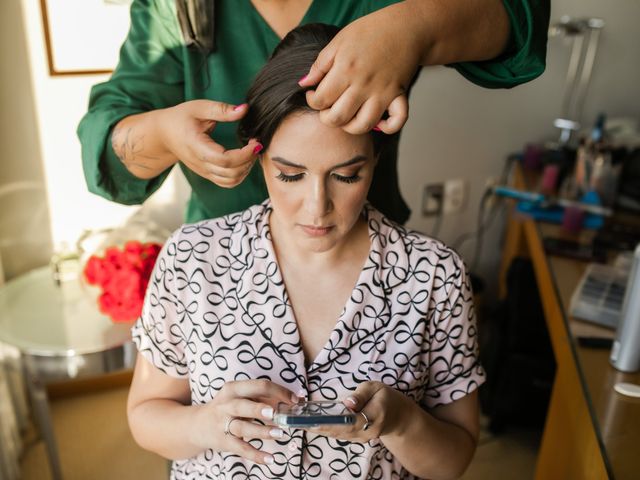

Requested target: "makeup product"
[
  {"left": 614, "top": 382, "right": 640, "bottom": 398},
  {"left": 610, "top": 243, "right": 640, "bottom": 372},
  {"left": 540, "top": 164, "right": 560, "bottom": 195}
]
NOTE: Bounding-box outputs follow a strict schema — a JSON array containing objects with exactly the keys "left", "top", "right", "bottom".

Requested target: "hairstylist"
[{"left": 78, "top": 0, "right": 549, "bottom": 225}]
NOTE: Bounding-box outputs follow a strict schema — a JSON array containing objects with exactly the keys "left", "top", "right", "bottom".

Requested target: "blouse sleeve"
[
  {"left": 131, "top": 231, "right": 189, "bottom": 378},
  {"left": 451, "top": 0, "right": 550, "bottom": 88},
  {"left": 77, "top": 0, "right": 185, "bottom": 205},
  {"left": 422, "top": 253, "right": 485, "bottom": 408}
]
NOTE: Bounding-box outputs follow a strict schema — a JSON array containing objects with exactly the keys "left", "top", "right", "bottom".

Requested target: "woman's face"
[{"left": 261, "top": 112, "right": 376, "bottom": 253}]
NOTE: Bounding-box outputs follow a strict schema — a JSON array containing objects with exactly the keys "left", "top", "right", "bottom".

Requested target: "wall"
[
  {"left": 400, "top": 0, "right": 640, "bottom": 298},
  {"left": 19, "top": 0, "right": 140, "bottom": 254},
  {"left": 0, "top": 0, "right": 53, "bottom": 280},
  {"left": 2, "top": 0, "right": 187, "bottom": 282}
]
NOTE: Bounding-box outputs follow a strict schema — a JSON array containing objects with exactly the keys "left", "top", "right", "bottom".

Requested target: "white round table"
[{"left": 0, "top": 266, "right": 135, "bottom": 480}]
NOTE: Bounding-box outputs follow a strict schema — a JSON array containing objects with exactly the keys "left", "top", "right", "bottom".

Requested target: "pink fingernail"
[
  {"left": 264, "top": 455, "right": 275, "bottom": 465},
  {"left": 298, "top": 74, "right": 308, "bottom": 84},
  {"left": 253, "top": 143, "right": 263, "bottom": 155},
  {"left": 233, "top": 103, "right": 247, "bottom": 111},
  {"left": 291, "top": 393, "right": 300, "bottom": 403},
  {"left": 372, "top": 126, "right": 382, "bottom": 132},
  {"left": 270, "top": 428, "right": 284, "bottom": 439},
  {"left": 345, "top": 396, "right": 357, "bottom": 407}
]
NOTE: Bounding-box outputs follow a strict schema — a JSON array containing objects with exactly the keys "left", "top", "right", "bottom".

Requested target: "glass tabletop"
[{"left": 0, "top": 266, "right": 133, "bottom": 357}]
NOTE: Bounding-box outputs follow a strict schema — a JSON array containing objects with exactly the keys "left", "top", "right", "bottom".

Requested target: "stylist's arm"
[
  {"left": 300, "top": 0, "right": 510, "bottom": 134},
  {"left": 111, "top": 100, "right": 262, "bottom": 188}
]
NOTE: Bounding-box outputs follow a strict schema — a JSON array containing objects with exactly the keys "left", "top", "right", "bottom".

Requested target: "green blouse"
[{"left": 78, "top": 0, "right": 549, "bottom": 224}]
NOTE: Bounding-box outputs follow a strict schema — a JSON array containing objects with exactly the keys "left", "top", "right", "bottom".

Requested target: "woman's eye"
[
  {"left": 333, "top": 173, "right": 362, "bottom": 184},
  {"left": 276, "top": 172, "right": 304, "bottom": 183}
]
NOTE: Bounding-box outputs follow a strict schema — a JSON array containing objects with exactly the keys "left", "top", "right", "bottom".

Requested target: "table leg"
[{"left": 23, "top": 363, "right": 63, "bottom": 480}]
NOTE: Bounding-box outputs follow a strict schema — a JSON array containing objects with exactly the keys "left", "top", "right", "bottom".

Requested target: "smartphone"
[{"left": 273, "top": 400, "right": 356, "bottom": 428}]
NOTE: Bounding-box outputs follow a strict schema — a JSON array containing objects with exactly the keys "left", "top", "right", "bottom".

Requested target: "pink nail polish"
[
  {"left": 233, "top": 103, "right": 247, "bottom": 111},
  {"left": 372, "top": 126, "right": 382, "bottom": 132},
  {"left": 345, "top": 396, "right": 357, "bottom": 407},
  {"left": 253, "top": 143, "right": 263, "bottom": 155},
  {"left": 298, "top": 74, "right": 308, "bottom": 84}
]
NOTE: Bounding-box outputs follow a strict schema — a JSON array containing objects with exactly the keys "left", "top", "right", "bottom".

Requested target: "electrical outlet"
[
  {"left": 442, "top": 179, "right": 467, "bottom": 214},
  {"left": 422, "top": 183, "right": 444, "bottom": 216},
  {"left": 484, "top": 176, "right": 501, "bottom": 210}
]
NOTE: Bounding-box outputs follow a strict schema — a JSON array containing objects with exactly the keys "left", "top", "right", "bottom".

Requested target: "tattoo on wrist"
[{"left": 111, "top": 126, "right": 154, "bottom": 171}]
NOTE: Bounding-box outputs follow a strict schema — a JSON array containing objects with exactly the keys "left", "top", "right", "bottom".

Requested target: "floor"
[{"left": 19, "top": 387, "right": 541, "bottom": 479}]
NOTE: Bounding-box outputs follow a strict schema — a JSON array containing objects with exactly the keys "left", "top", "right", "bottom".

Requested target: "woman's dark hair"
[{"left": 238, "top": 23, "right": 384, "bottom": 153}]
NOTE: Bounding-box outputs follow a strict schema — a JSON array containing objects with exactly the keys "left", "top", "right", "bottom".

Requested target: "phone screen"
[{"left": 274, "top": 400, "right": 356, "bottom": 428}]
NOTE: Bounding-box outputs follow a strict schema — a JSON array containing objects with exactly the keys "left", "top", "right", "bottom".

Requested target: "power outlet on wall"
[
  {"left": 442, "top": 179, "right": 467, "bottom": 214},
  {"left": 422, "top": 183, "right": 444, "bottom": 216},
  {"left": 422, "top": 179, "right": 467, "bottom": 216}
]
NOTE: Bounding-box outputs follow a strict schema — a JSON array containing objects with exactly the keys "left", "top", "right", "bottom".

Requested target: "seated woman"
[{"left": 127, "top": 23, "right": 484, "bottom": 480}]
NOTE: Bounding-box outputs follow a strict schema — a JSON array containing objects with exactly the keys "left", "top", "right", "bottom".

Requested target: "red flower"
[
  {"left": 84, "top": 256, "right": 108, "bottom": 286},
  {"left": 84, "top": 241, "right": 163, "bottom": 323}
]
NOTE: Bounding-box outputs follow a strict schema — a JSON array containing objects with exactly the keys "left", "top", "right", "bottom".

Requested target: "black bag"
[{"left": 479, "top": 257, "right": 555, "bottom": 433}]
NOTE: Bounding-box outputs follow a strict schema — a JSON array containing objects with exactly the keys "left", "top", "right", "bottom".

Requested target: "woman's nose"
[{"left": 305, "top": 178, "right": 332, "bottom": 218}]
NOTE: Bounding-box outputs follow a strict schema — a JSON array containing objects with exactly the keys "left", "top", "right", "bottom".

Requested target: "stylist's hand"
[
  {"left": 298, "top": 4, "right": 421, "bottom": 135},
  {"left": 157, "top": 100, "right": 262, "bottom": 188},
  {"left": 305, "top": 381, "right": 410, "bottom": 442},
  {"left": 190, "top": 379, "right": 297, "bottom": 464}
]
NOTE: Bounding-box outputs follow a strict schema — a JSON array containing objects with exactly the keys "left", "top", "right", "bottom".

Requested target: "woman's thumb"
[
  {"left": 343, "top": 381, "right": 381, "bottom": 411},
  {"left": 191, "top": 99, "right": 248, "bottom": 122},
  {"left": 298, "top": 45, "right": 334, "bottom": 87}
]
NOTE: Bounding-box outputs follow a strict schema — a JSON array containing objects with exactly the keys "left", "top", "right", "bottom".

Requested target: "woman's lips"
[{"left": 300, "top": 224, "right": 334, "bottom": 237}]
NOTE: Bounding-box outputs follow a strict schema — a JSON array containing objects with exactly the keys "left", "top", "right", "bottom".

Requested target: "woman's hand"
[
  {"left": 298, "top": 0, "right": 510, "bottom": 136},
  {"left": 156, "top": 100, "right": 262, "bottom": 187},
  {"left": 298, "top": 4, "right": 420, "bottom": 135},
  {"left": 305, "top": 381, "right": 411, "bottom": 442},
  {"left": 189, "top": 379, "right": 297, "bottom": 465},
  {"left": 113, "top": 100, "right": 262, "bottom": 187}
]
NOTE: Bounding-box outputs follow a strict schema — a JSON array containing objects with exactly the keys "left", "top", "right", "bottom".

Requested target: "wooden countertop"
[
  {"left": 501, "top": 163, "right": 640, "bottom": 479},
  {"left": 548, "top": 252, "right": 640, "bottom": 479}
]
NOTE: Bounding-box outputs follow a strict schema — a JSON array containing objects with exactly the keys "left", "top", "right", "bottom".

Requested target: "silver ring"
[
  {"left": 224, "top": 417, "right": 239, "bottom": 436},
  {"left": 360, "top": 411, "right": 370, "bottom": 431}
]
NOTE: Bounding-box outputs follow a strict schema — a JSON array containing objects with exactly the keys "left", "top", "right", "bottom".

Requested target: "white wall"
[
  {"left": 0, "top": 0, "right": 52, "bottom": 280},
  {"left": 400, "top": 0, "right": 640, "bottom": 297},
  {"left": 19, "top": 0, "right": 140, "bottom": 253},
  {"left": 5, "top": 0, "right": 187, "bottom": 276}
]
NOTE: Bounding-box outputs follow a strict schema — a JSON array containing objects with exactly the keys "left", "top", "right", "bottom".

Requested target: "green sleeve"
[
  {"left": 452, "top": 0, "right": 550, "bottom": 89},
  {"left": 77, "top": 0, "right": 185, "bottom": 205}
]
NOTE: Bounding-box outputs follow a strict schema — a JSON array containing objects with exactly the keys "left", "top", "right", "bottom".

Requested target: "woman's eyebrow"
[{"left": 271, "top": 155, "right": 367, "bottom": 169}]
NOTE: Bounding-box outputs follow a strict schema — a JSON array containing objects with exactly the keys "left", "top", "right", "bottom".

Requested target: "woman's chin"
[{"left": 294, "top": 230, "right": 342, "bottom": 253}]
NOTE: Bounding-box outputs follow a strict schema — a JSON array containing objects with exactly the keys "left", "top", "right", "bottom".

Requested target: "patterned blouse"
[{"left": 132, "top": 201, "right": 485, "bottom": 479}]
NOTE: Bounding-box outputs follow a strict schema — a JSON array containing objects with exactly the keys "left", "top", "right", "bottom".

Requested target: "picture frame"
[{"left": 40, "top": 0, "right": 132, "bottom": 75}]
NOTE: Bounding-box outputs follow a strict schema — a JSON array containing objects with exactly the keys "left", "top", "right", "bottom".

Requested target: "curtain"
[
  {"left": 0, "top": 344, "right": 27, "bottom": 480},
  {"left": 0, "top": 256, "right": 28, "bottom": 480}
]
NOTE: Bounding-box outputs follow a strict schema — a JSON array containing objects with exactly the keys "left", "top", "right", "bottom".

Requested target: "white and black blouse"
[{"left": 132, "top": 201, "right": 485, "bottom": 479}]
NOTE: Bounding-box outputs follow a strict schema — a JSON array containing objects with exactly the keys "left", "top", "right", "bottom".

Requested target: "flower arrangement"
[{"left": 83, "top": 240, "right": 162, "bottom": 323}]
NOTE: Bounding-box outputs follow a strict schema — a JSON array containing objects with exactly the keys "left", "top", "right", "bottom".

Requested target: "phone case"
[{"left": 273, "top": 400, "right": 356, "bottom": 428}]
